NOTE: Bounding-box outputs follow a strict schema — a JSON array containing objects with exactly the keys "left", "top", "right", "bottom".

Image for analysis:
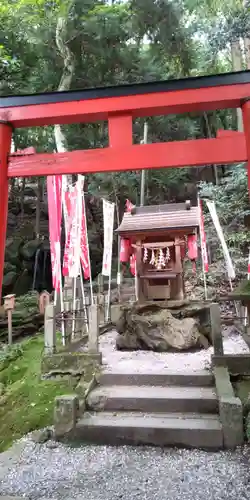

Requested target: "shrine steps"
[
  {"left": 76, "top": 370, "right": 224, "bottom": 449},
  {"left": 76, "top": 411, "right": 223, "bottom": 449},
  {"left": 98, "top": 370, "right": 214, "bottom": 387},
  {"left": 86, "top": 384, "right": 218, "bottom": 414}
]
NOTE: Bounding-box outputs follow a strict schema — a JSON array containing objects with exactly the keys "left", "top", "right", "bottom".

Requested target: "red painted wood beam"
[
  {"left": 0, "top": 123, "right": 12, "bottom": 301},
  {"left": 8, "top": 135, "right": 247, "bottom": 178},
  {"left": 108, "top": 115, "right": 132, "bottom": 147},
  {"left": 217, "top": 129, "right": 244, "bottom": 138},
  {"left": 2, "top": 83, "right": 250, "bottom": 128}
]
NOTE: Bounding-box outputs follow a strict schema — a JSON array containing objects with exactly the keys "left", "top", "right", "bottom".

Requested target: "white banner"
[
  {"left": 102, "top": 199, "right": 115, "bottom": 277},
  {"left": 67, "top": 180, "right": 83, "bottom": 278},
  {"left": 206, "top": 200, "right": 235, "bottom": 280}
]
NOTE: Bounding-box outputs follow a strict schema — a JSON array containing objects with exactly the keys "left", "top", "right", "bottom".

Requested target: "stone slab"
[
  {"left": 99, "top": 370, "right": 214, "bottom": 387},
  {"left": 214, "top": 365, "right": 244, "bottom": 448},
  {"left": 210, "top": 303, "right": 223, "bottom": 354},
  {"left": 76, "top": 411, "right": 223, "bottom": 449},
  {"left": 214, "top": 366, "right": 235, "bottom": 398},
  {"left": 87, "top": 384, "right": 218, "bottom": 414},
  {"left": 212, "top": 354, "right": 250, "bottom": 374},
  {"left": 41, "top": 352, "right": 102, "bottom": 377},
  {"left": 219, "top": 396, "right": 244, "bottom": 448},
  {"left": 54, "top": 394, "right": 78, "bottom": 438}
]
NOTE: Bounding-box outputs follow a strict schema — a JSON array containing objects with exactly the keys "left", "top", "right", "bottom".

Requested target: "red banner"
[
  {"left": 63, "top": 184, "right": 90, "bottom": 280},
  {"left": 62, "top": 186, "right": 78, "bottom": 278},
  {"left": 199, "top": 199, "right": 209, "bottom": 273},
  {"left": 80, "top": 196, "right": 90, "bottom": 280},
  {"left": 47, "top": 175, "right": 62, "bottom": 292}
]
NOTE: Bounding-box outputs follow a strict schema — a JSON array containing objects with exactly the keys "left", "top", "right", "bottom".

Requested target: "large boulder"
[
  {"left": 0, "top": 292, "right": 44, "bottom": 342},
  {"left": 21, "top": 239, "right": 42, "bottom": 260},
  {"left": 116, "top": 302, "right": 210, "bottom": 352},
  {"left": 5, "top": 237, "right": 24, "bottom": 267}
]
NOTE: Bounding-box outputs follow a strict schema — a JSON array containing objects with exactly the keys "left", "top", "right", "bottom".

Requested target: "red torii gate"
[{"left": 0, "top": 70, "right": 250, "bottom": 300}]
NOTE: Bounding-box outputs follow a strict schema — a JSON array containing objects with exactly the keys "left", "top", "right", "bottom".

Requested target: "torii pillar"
[{"left": 0, "top": 122, "right": 12, "bottom": 301}]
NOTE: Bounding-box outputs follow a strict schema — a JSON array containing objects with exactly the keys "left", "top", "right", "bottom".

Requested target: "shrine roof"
[{"left": 116, "top": 203, "right": 199, "bottom": 234}]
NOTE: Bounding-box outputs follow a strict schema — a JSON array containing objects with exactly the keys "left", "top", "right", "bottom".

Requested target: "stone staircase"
[{"left": 76, "top": 370, "right": 224, "bottom": 449}]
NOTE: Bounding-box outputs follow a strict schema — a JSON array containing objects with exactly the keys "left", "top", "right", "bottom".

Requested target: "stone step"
[
  {"left": 87, "top": 385, "right": 218, "bottom": 414},
  {"left": 99, "top": 370, "right": 214, "bottom": 387},
  {"left": 76, "top": 411, "right": 223, "bottom": 449}
]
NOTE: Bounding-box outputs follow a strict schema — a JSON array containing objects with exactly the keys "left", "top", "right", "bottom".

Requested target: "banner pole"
[
  {"left": 102, "top": 199, "right": 115, "bottom": 321},
  {"left": 198, "top": 196, "right": 208, "bottom": 300},
  {"left": 106, "top": 273, "right": 111, "bottom": 322},
  {"left": 82, "top": 188, "right": 93, "bottom": 305},
  {"left": 244, "top": 247, "right": 250, "bottom": 328},
  {"left": 79, "top": 264, "right": 89, "bottom": 333}
]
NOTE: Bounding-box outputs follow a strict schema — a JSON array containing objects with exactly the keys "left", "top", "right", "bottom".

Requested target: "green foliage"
[
  {"left": 199, "top": 164, "right": 249, "bottom": 269},
  {"left": 0, "top": 344, "right": 23, "bottom": 372},
  {"left": 0, "top": 335, "right": 73, "bottom": 451}
]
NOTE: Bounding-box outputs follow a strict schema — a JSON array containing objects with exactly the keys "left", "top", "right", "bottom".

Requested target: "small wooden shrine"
[{"left": 116, "top": 201, "right": 200, "bottom": 302}]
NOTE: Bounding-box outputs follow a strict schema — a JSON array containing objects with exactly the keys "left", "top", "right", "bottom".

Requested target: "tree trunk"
[
  {"left": 242, "top": 0, "right": 250, "bottom": 69},
  {"left": 54, "top": 6, "right": 75, "bottom": 185},
  {"left": 20, "top": 177, "right": 26, "bottom": 220},
  {"left": 203, "top": 112, "right": 219, "bottom": 184},
  {"left": 35, "top": 177, "right": 43, "bottom": 239},
  {"left": 231, "top": 40, "right": 244, "bottom": 131}
]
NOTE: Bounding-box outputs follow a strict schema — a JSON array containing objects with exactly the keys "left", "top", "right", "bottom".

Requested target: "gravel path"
[
  {"left": 0, "top": 438, "right": 250, "bottom": 500},
  {"left": 98, "top": 327, "right": 249, "bottom": 373}
]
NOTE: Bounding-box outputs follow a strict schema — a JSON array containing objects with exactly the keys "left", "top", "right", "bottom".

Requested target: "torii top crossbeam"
[
  {"left": 1, "top": 70, "right": 250, "bottom": 127},
  {"left": 0, "top": 69, "right": 250, "bottom": 299}
]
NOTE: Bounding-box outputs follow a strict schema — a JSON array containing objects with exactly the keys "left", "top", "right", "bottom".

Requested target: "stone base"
[
  {"left": 41, "top": 351, "right": 102, "bottom": 382},
  {"left": 54, "top": 395, "right": 78, "bottom": 439},
  {"left": 212, "top": 354, "right": 250, "bottom": 375},
  {"left": 214, "top": 366, "right": 244, "bottom": 448}
]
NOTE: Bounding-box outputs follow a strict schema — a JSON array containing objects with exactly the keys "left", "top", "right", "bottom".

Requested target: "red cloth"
[
  {"left": 130, "top": 253, "right": 136, "bottom": 276},
  {"left": 187, "top": 234, "right": 198, "bottom": 260},
  {"left": 47, "top": 175, "right": 62, "bottom": 292},
  {"left": 125, "top": 199, "right": 135, "bottom": 212},
  {"left": 120, "top": 238, "right": 132, "bottom": 263}
]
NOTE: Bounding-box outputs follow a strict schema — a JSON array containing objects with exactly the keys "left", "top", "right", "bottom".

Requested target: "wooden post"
[
  {"left": 44, "top": 303, "right": 56, "bottom": 354},
  {"left": 174, "top": 238, "right": 184, "bottom": 300},
  {"left": 75, "top": 298, "right": 81, "bottom": 339},
  {"left": 64, "top": 300, "right": 72, "bottom": 344},
  {"left": 39, "top": 290, "right": 50, "bottom": 315},
  {"left": 88, "top": 304, "right": 99, "bottom": 353},
  {"left": 135, "top": 240, "right": 142, "bottom": 302},
  {"left": 98, "top": 274, "right": 104, "bottom": 304},
  {"left": 210, "top": 302, "right": 224, "bottom": 355},
  {"left": 3, "top": 294, "right": 16, "bottom": 345},
  {"left": 0, "top": 123, "right": 12, "bottom": 302}
]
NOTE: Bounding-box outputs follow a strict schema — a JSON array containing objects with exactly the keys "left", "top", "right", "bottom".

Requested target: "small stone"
[
  {"left": 46, "top": 440, "right": 58, "bottom": 449},
  {"left": 31, "top": 428, "right": 52, "bottom": 444}
]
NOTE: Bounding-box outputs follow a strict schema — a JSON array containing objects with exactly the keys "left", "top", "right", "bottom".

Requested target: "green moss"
[
  {"left": 232, "top": 280, "right": 250, "bottom": 298},
  {"left": 0, "top": 335, "right": 73, "bottom": 452},
  {"left": 233, "top": 378, "right": 250, "bottom": 403}
]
